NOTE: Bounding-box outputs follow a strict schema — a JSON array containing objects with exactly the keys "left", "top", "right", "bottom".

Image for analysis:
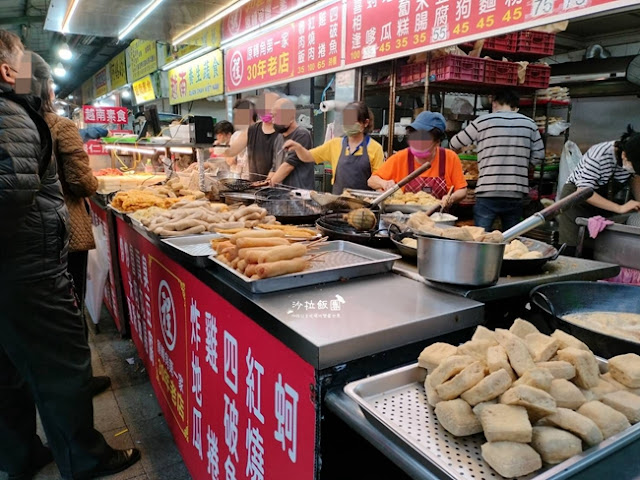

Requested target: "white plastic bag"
[
  {"left": 557, "top": 140, "right": 582, "bottom": 199},
  {"left": 85, "top": 224, "right": 109, "bottom": 324},
  {"left": 547, "top": 121, "right": 570, "bottom": 136}
]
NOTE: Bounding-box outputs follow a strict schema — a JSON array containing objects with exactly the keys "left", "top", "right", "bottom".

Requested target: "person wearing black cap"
[
  {"left": 558, "top": 125, "right": 640, "bottom": 252},
  {"left": 368, "top": 111, "right": 468, "bottom": 206}
]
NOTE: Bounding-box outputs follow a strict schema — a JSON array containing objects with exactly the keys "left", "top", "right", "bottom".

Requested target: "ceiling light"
[
  {"left": 53, "top": 63, "right": 66, "bottom": 77},
  {"left": 172, "top": 0, "right": 252, "bottom": 45},
  {"left": 58, "top": 43, "right": 73, "bottom": 60},
  {"left": 61, "top": 0, "right": 82, "bottom": 34},
  {"left": 122, "top": 89, "right": 131, "bottom": 99},
  {"left": 104, "top": 144, "right": 156, "bottom": 155},
  {"left": 160, "top": 46, "right": 214, "bottom": 71},
  {"left": 118, "top": 0, "right": 165, "bottom": 41}
]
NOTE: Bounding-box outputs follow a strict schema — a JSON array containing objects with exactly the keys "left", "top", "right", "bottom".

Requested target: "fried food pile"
[
  {"left": 388, "top": 190, "right": 441, "bottom": 206},
  {"left": 406, "top": 212, "right": 503, "bottom": 243},
  {"left": 504, "top": 239, "right": 544, "bottom": 260},
  {"left": 111, "top": 190, "right": 183, "bottom": 212},
  {"left": 418, "top": 319, "right": 640, "bottom": 478}
]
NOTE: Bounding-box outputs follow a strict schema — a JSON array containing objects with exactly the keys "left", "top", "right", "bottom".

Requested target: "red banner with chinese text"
[
  {"left": 83, "top": 106, "right": 128, "bottom": 124},
  {"left": 225, "top": 2, "right": 344, "bottom": 93},
  {"left": 116, "top": 218, "right": 317, "bottom": 480},
  {"left": 346, "top": 0, "right": 637, "bottom": 66},
  {"left": 222, "top": 0, "right": 309, "bottom": 41}
]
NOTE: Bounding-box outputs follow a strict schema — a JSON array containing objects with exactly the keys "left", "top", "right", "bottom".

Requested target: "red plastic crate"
[
  {"left": 517, "top": 31, "right": 556, "bottom": 56},
  {"left": 431, "top": 55, "right": 485, "bottom": 84},
  {"left": 483, "top": 59, "right": 518, "bottom": 86},
  {"left": 399, "top": 62, "right": 426, "bottom": 85},
  {"left": 484, "top": 33, "right": 517, "bottom": 54},
  {"left": 522, "top": 64, "right": 551, "bottom": 89}
]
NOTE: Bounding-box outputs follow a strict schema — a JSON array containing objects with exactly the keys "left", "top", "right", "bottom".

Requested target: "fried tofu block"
[
  {"left": 549, "top": 379, "right": 587, "bottom": 410},
  {"left": 531, "top": 426, "right": 582, "bottom": 465},
  {"left": 551, "top": 330, "right": 591, "bottom": 352},
  {"left": 601, "top": 391, "right": 640, "bottom": 424},
  {"left": 579, "top": 388, "right": 597, "bottom": 402},
  {"left": 601, "top": 372, "right": 640, "bottom": 395},
  {"left": 429, "top": 355, "right": 475, "bottom": 389},
  {"left": 481, "top": 442, "right": 542, "bottom": 478},
  {"left": 609, "top": 353, "right": 640, "bottom": 389},
  {"left": 577, "top": 401, "right": 630, "bottom": 439},
  {"left": 556, "top": 348, "right": 600, "bottom": 389},
  {"left": 471, "top": 325, "right": 499, "bottom": 346},
  {"left": 487, "top": 345, "right": 517, "bottom": 381},
  {"left": 513, "top": 367, "right": 554, "bottom": 392},
  {"left": 478, "top": 404, "right": 532, "bottom": 443},
  {"left": 418, "top": 342, "right": 458, "bottom": 373},
  {"left": 424, "top": 375, "right": 443, "bottom": 407},
  {"left": 525, "top": 333, "right": 559, "bottom": 362},
  {"left": 500, "top": 385, "right": 557, "bottom": 420},
  {"left": 510, "top": 318, "right": 540, "bottom": 339},
  {"left": 434, "top": 399, "right": 483, "bottom": 436},
  {"left": 457, "top": 340, "right": 494, "bottom": 362},
  {"left": 590, "top": 379, "right": 620, "bottom": 400},
  {"left": 472, "top": 399, "right": 498, "bottom": 417},
  {"left": 495, "top": 329, "right": 536, "bottom": 377},
  {"left": 436, "top": 361, "right": 486, "bottom": 400},
  {"left": 536, "top": 361, "right": 576, "bottom": 380},
  {"left": 461, "top": 369, "right": 513, "bottom": 406},
  {"left": 540, "top": 408, "right": 603, "bottom": 446}
]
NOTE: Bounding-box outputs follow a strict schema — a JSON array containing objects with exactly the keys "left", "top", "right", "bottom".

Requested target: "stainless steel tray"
[
  {"left": 208, "top": 240, "right": 400, "bottom": 294},
  {"left": 344, "top": 361, "right": 640, "bottom": 480},
  {"left": 162, "top": 234, "right": 221, "bottom": 267},
  {"left": 384, "top": 204, "right": 441, "bottom": 215}
]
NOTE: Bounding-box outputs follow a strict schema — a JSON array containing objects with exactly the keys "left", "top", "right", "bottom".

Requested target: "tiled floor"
[{"left": 0, "top": 308, "right": 191, "bottom": 480}]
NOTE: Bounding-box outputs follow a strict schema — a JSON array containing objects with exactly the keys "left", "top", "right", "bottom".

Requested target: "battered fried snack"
[
  {"left": 456, "top": 340, "right": 494, "bottom": 362},
  {"left": 500, "top": 385, "right": 557, "bottom": 419},
  {"left": 549, "top": 379, "right": 587, "bottom": 410},
  {"left": 440, "top": 227, "right": 474, "bottom": 241},
  {"left": 435, "top": 361, "right": 486, "bottom": 400},
  {"left": 495, "top": 329, "right": 536, "bottom": 377},
  {"left": 556, "top": 348, "right": 600, "bottom": 389},
  {"left": 417, "top": 343, "right": 458, "bottom": 373},
  {"left": 434, "top": 399, "right": 483, "bottom": 437},
  {"left": 601, "top": 372, "right": 640, "bottom": 395},
  {"left": 477, "top": 404, "right": 532, "bottom": 443},
  {"left": 429, "top": 355, "right": 475, "bottom": 389},
  {"left": 472, "top": 399, "right": 498, "bottom": 417},
  {"left": 540, "top": 408, "right": 603, "bottom": 446},
  {"left": 235, "top": 237, "right": 290, "bottom": 249},
  {"left": 424, "top": 375, "right": 443, "bottom": 407},
  {"left": 476, "top": 230, "right": 504, "bottom": 244},
  {"left": 531, "top": 426, "right": 582, "bottom": 465},
  {"left": 601, "top": 390, "right": 640, "bottom": 424},
  {"left": 254, "top": 258, "right": 309, "bottom": 279},
  {"left": 608, "top": 353, "right": 640, "bottom": 389},
  {"left": 509, "top": 318, "right": 541, "bottom": 339},
  {"left": 230, "top": 229, "right": 286, "bottom": 242},
  {"left": 551, "top": 330, "right": 591, "bottom": 352},
  {"left": 513, "top": 367, "right": 554, "bottom": 392},
  {"left": 589, "top": 378, "right": 620, "bottom": 400},
  {"left": 471, "top": 325, "right": 499, "bottom": 346},
  {"left": 487, "top": 345, "right": 516, "bottom": 381},
  {"left": 536, "top": 361, "right": 576, "bottom": 380},
  {"left": 525, "top": 333, "right": 559, "bottom": 362},
  {"left": 577, "top": 401, "right": 630, "bottom": 439},
  {"left": 461, "top": 369, "right": 513, "bottom": 407},
  {"left": 481, "top": 442, "right": 542, "bottom": 478}
]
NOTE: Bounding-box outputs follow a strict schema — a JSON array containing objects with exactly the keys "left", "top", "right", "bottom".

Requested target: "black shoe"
[
  {"left": 88, "top": 376, "right": 112, "bottom": 397},
  {"left": 8, "top": 445, "right": 54, "bottom": 480},
  {"left": 76, "top": 448, "right": 141, "bottom": 480}
]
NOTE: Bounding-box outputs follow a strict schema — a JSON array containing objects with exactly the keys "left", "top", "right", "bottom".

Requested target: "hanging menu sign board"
[{"left": 222, "top": 0, "right": 309, "bottom": 41}]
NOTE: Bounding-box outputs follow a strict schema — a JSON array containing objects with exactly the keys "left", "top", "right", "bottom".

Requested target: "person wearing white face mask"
[
  {"left": 367, "top": 111, "right": 468, "bottom": 207},
  {"left": 558, "top": 125, "right": 640, "bottom": 253},
  {"left": 283, "top": 101, "right": 384, "bottom": 193}
]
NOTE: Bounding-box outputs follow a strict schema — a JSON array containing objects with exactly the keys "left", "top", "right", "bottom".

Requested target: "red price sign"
[
  {"left": 225, "top": 2, "right": 344, "bottom": 93},
  {"left": 83, "top": 106, "right": 128, "bottom": 124},
  {"left": 222, "top": 0, "right": 308, "bottom": 41},
  {"left": 116, "top": 218, "right": 317, "bottom": 480}
]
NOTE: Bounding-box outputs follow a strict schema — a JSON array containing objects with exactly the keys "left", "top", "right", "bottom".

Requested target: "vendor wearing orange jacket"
[{"left": 368, "top": 111, "right": 468, "bottom": 207}]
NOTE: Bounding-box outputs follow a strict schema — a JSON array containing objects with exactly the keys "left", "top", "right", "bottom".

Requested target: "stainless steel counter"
[
  {"left": 576, "top": 216, "right": 640, "bottom": 270},
  {"left": 391, "top": 255, "right": 620, "bottom": 302}
]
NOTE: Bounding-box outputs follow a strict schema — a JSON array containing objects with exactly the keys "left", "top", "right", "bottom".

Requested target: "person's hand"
[
  {"left": 283, "top": 140, "right": 300, "bottom": 151},
  {"left": 380, "top": 179, "right": 396, "bottom": 191},
  {"left": 441, "top": 193, "right": 453, "bottom": 207},
  {"left": 617, "top": 200, "right": 640, "bottom": 214}
]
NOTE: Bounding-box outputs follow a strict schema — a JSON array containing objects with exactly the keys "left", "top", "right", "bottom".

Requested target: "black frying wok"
[
  {"left": 501, "top": 237, "right": 565, "bottom": 275},
  {"left": 530, "top": 281, "right": 640, "bottom": 358},
  {"left": 315, "top": 213, "right": 392, "bottom": 248}
]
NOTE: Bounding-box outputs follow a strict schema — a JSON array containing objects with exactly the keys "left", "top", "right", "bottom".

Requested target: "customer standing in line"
[
  {"left": 449, "top": 89, "right": 545, "bottom": 231},
  {"left": 0, "top": 32, "right": 140, "bottom": 480}
]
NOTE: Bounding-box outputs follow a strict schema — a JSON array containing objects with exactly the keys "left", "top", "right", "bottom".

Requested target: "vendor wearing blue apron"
[
  {"left": 282, "top": 101, "right": 384, "bottom": 193},
  {"left": 368, "top": 111, "right": 468, "bottom": 207}
]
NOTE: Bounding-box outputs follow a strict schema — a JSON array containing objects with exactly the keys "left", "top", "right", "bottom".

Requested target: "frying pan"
[
  {"left": 501, "top": 237, "right": 566, "bottom": 275},
  {"left": 315, "top": 213, "right": 392, "bottom": 248},
  {"left": 389, "top": 224, "right": 418, "bottom": 259},
  {"left": 530, "top": 281, "right": 640, "bottom": 357}
]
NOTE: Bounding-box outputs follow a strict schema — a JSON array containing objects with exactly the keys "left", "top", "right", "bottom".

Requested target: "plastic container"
[
  {"left": 516, "top": 31, "right": 556, "bottom": 57},
  {"left": 483, "top": 59, "right": 518, "bottom": 86},
  {"left": 399, "top": 62, "right": 426, "bottom": 85},
  {"left": 430, "top": 55, "right": 485, "bottom": 84},
  {"left": 522, "top": 64, "right": 551, "bottom": 89},
  {"left": 484, "top": 33, "right": 517, "bottom": 53}
]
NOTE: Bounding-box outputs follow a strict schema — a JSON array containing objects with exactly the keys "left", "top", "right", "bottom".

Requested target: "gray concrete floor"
[{"left": 0, "top": 307, "right": 192, "bottom": 480}]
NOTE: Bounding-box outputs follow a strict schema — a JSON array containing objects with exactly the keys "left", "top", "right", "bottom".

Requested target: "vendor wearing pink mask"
[{"left": 368, "top": 111, "right": 467, "bottom": 206}]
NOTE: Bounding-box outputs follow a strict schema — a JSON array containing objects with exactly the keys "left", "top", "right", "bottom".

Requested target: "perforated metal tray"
[
  {"left": 344, "top": 362, "right": 640, "bottom": 480},
  {"left": 161, "top": 234, "right": 221, "bottom": 267}
]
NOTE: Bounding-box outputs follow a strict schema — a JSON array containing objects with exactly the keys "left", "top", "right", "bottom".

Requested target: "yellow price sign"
[{"left": 132, "top": 76, "right": 156, "bottom": 104}]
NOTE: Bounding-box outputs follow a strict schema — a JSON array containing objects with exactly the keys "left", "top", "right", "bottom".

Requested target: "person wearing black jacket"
[{"left": 0, "top": 31, "right": 140, "bottom": 480}]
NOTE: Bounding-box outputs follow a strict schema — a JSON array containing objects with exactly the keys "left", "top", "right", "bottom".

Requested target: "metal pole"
[
  {"left": 424, "top": 53, "right": 431, "bottom": 113},
  {"left": 387, "top": 59, "right": 397, "bottom": 158}
]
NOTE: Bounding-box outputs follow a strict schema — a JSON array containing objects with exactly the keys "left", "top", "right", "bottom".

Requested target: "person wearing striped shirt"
[
  {"left": 450, "top": 89, "right": 545, "bottom": 231},
  {"left": 558, "top": 126, "right": 640, "bottom": 251}
]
